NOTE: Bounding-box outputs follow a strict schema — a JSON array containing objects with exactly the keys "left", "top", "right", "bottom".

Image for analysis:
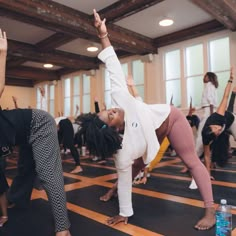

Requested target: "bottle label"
[{"left": 216, "top": 211, "right": 232, "bottom": 236}]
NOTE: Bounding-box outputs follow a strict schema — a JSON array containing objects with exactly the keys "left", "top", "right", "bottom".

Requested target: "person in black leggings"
[
  {"left": 57, "top": 117, "right": 82, "bottom": 173},
  {"left": 0, "top": 28, "right": 71, "bottom": 236}
]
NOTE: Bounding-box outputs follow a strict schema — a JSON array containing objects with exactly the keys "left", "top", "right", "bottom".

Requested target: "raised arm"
[
  {"left": 126, "top": 74, "right": 143, "bottom": 102},
  {"left": 74, "top": 104, "right": 80, "bottom": 118},
  {"left": 94, "top": 9, "right": 129, "bottom": 96},
  {"left": 0, "top": 29, "right": 7, "bottom": 98},
  {"left": 12, "top": 96, "right": 18, "bottom": 109},
  {"left": 227, "top": 86, "right": 236, "bottom": 112},
  {"left": 187, "top": 96, "right": 195, "bottom": 116},
  {"left": 216, "top": 68, "right": 234, "bottom": 115},
  {"left": 94, "top": 97, "right": 100, "bottom": 113},
  {"left": 126, "top": 75, "right": 139, "bottom": 98},
  {"left": 93, "top": 9, "right": 111, "bottom": 50}
]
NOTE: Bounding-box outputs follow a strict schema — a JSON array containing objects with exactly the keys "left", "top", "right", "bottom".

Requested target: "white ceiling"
[
  {"left": 53, "top": 0, "right": 213, "bottom": 38},
  {"left": 0, "top": 0, "right": 214, "bottom": 69}
]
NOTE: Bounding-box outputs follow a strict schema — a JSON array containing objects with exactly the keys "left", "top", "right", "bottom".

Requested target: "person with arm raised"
[{"left": 77, "top": 10, "right": 215, "bottom": 230}]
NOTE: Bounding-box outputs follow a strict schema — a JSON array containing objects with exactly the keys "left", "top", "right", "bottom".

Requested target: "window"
[
  {"left": 82, "top": 74, "right": 90, "bottom": 113},
  {"left": 163, "top": 35, "right": 230, "bottom": 109},
  {"left": 164, "top": 49, "right": 181, "bottom": 107},
  {"left": 36, "top": 85, "right": 48, "bottom": 111},
  {"left": 48, "top": 84, "right": 55, "bottom": 116},
  {"left": 73, "top": 76, "right": 80, "bottom": 116},
  {"left": 64, "top": 78, "right": 71, "bottom": 116},
  {"left": 132, "top": 60, "right": 144, "bottom": 100},
  {"left": 185, "top": 44, "right": 204, "bottom": 107},
  {"left": 209, "top": 37, "right": 230, "bottom": 100}
]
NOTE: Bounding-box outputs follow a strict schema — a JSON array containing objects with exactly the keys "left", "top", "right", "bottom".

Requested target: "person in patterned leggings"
[{"left": 0, "top": 29, "right": 70, "bottom": 236}]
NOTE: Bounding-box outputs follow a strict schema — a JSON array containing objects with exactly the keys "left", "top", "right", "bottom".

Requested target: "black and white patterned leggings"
[{"left": 29, "top": 109, "right": 70, "bottom": 232}]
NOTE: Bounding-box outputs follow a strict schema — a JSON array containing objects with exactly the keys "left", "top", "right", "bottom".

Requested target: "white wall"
[{"left": 1, "top": 85, "right": 34, "bottom": 109}]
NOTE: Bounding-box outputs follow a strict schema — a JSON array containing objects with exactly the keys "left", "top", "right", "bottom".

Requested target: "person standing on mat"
[
  {"left": 56, "top": 117, "right": 83, "bottom": 173},
  {"left": 0, "top": 28, "right": 71, "bottom": 236},
  {"left": 202, "top": 68, "right": 235, "bottom": 177},
  {"left": 77, "top": 9, "right": 215, "bottom": 231}
]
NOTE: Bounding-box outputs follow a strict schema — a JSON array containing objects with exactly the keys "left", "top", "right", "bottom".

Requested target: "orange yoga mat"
[{"left": 148, "top": 137, "right": 170, "bottom": 171}]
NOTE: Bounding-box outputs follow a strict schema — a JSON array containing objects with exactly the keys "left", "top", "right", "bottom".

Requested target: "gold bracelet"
[
  {"left": 98, "top": 32, "right": 108, "bottom": 39},
  {"left": 228, "top": 80, "right": 233, "bottom": 83}
]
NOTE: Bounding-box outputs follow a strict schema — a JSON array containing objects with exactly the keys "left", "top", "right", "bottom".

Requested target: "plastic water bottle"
[{"left": 216, "top": 199, "right": 232, "bottom": 236}]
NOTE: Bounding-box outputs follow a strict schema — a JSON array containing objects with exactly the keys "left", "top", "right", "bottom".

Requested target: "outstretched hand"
[
  {"left": 0, "top": 29, "right": 7, "bottom": 52},
  {"left": 107, "top": 215, "right": 128, "bottom": 225},
  {"left": 93, "top": 9, "right": 107, "bottom": 37}
]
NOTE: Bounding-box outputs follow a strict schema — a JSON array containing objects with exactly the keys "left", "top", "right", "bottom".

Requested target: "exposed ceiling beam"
[
  {"left": 7, "top": 58, "right": 27, "bottom": 68},
  {"left": 36, "top": 33, "right": 78, "bottom": 51},
  {"left": 97, "top": 0, "right": 164, "bottom": 23},
  {"left": 6, "top": 77, "right": 34, "bottom": 87},
  {"left": 0, "top": 0, "right": 156, "bottom": 54},
  {"left": 154, "top": 20, "right": 225, "bottom": 47},
  {"left": 191, "top": 0, "right": 236, "bottom": 31},
  {"left": 8, "top": 40, "right": 98, "bottom": 70},
  {"left": 6, "top": 66, "right": 59, "bottom": 81},
  {"left": 56, "top": 68, "right": 83, "bottom": 77}
]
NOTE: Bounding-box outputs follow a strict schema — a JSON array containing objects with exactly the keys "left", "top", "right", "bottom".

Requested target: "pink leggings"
[{"left": 166, "top": 106, "right": 214, "bottom": 208}]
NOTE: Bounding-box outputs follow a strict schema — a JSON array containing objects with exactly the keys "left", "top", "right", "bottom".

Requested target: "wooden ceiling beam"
[
  {"left": 7, "top": 58, "right": 27, "bottom": 68},
  {"left": 154, "top": 20, "right": 225, "bottom": 47},
  {"left": 5, "top": 77, "right": 34, "bottom": 87},
  {"left": 6, "top": 66, "right": 59, "bottom": 81},
  {"left": 8, "top": 40, "right": 98, "bottom": 70},
  {"left": 36, "top": 33, "right": 78, "bottom": 51},
  {"left": 0, "top": 0, "right": 156, "bottom": 54},
  {"left": 191, "top": 0, "right": 236, "bottom": 31},
  {"left": 97, "top": 0, "right": 164, "bottom": 23}
]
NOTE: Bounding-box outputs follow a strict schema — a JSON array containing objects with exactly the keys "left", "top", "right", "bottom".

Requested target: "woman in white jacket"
[{"left": 77, "top": 9, "right": 215, "bottom": 231}]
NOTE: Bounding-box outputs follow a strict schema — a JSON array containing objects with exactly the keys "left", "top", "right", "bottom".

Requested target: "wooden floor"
[{"left": 1, "top": 150, "right": 236, "bottom": 236}]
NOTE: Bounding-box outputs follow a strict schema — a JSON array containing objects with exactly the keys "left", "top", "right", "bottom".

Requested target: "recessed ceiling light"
[
  {"left": 44, "top": 63, "right": 53, "bottom": 68},
  {"left": 87, "top": 46, "right": 98, "bottom": 52},
  {"left": 159, "top": 18, "right": 174, "bottom": 27}
]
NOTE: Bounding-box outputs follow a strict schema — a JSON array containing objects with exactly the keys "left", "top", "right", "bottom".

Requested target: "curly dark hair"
[
  {"left": 76, "top": 113, "right": 122, "bottom": 159},
  {"left": 186, "top": 114, "right": 200, "bottom": 129},
  {"left": 202, "top": 126, "right": 216, "bottom": 145},
  {"left": 202, "top": 126, "right": 230, "bottom": 167}
]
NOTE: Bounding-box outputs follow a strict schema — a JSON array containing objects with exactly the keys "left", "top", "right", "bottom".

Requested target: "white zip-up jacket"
[{"left": 98, "top": 46, "right": 170, "bottom": 217}]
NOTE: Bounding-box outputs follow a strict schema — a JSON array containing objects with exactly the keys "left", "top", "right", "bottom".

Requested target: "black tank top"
[{"left": 0, "top": 109, "right": 32, "bottom": 147}]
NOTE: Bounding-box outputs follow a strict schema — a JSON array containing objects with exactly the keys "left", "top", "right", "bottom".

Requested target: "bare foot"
[
  {"left": 0, "top": 216, "right": 8, "bottom": 227},
  {"left": 133, "top": 177, "right": 147, "bottom": 185},
  {"left": 70, "top": 166, "right": 83, "bottom": 174},
  {"left": 100, "top": 189, "right": 117, "bottom": 202},
  {"left": 56, "top": 230, "right": 71, "bottom": 236},
  {"left": 97, "top": 160, "right": 107, "bottom": 164},
  {"left": 194, "top": 207, "right": 216, "bottom": 230}
]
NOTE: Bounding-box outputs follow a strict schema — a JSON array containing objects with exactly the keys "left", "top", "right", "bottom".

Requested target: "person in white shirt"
[
  {"left": 77, "top": 9, "right": 215, "bottom": 231},
  {"left": 188, "top": 72, "right": 218, "bottom": 188},
  {"left": 202, "top": 71, "right": 235, "bottom": 177},
  {"left": 195, "top": 72, "right": 218, "bottom": 158},
  {"left": 39, "top": 86, "right": 47, "bottom": 111}
]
